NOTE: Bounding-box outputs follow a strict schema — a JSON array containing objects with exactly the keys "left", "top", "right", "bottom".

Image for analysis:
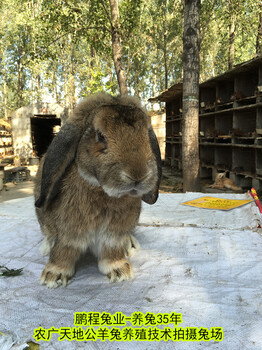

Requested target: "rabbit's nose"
[{"left": 122, "top": 171, "right": 148, "bottom": 185}]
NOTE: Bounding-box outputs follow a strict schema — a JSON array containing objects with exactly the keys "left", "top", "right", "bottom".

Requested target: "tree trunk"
[
  {"left": 60, "top": 38, "right": 69, "bottom": 110},
  {"left": 152, "top": 62, "right": 157, "bottom": 97},
  {"left": 31, "top": 74, "right": 34, "bottom": 104},
  {"left": 62, "top": 61, "right": 69, "bottom": 110},
  {"left": 162, "top": 1, "right": 168, "bottom": 90},
  {"left": 17, "top": 58, "right": 23, "bottom": 108},
  {"left": 2, "top": 55, "right": 8, "bottom": 120},
  {"left": 109, "top": 0, "right": 128, "bottom": 95},
  {"left": 163, "top": 31, "right": 168, "bottom": 90},
  {"left": 51, "top": 68, "right": 60, "bottom": 104},
  {"left": 256, "top": 5, "right": 262, "bottom": 54},
  {"left": 182, "top": 0, "right": 201, "bottom": 192},
  {"left": 68, "top": 34, "right": 76, "bottom": 113},
  {"left": 228, "top": 2, "right": 235, "bottom": 70},
  {"left": 36, "top": 74, "right": 41, "bottom": 103},
  {"left": 52, "top": 70, "right": 56, "bottom": 102},
  {"left": 3, "top": 77, "right": 8, "bottom": 120}
]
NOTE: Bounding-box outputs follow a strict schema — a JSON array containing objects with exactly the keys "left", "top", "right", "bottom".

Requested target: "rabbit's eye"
[{"left": 96, "top": 131, "right": 107, "bottom": 147}]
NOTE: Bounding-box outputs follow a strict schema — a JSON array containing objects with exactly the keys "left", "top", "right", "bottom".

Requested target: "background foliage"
[{"left": 0, "top": 0, "right": 261, "bottom": 117}]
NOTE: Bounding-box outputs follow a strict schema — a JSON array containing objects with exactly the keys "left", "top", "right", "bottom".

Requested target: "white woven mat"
[{"left": 0, "top": 193, "right": 261, "bottom": 350}]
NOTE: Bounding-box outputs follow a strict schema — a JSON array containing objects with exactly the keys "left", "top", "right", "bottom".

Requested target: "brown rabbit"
[
  {"left": 34, "top": 93, "right": 162, "bottom": 288},
  {"left": 208, "top": 172, "right": 241, "bottom": 191}
]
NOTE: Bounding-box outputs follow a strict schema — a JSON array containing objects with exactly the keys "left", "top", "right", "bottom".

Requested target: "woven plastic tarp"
[{"left": 0, "top": 193, "right": 261, "bottom": 349}]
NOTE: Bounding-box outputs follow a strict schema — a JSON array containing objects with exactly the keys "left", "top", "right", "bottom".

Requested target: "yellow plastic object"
[{"left": 182, "top": 196, "right": 253, "bottom": 211}]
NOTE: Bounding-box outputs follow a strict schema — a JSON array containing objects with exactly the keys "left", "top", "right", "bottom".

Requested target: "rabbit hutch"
[
  {"left": 11, "top": 102, "right": 68, "bottom": 164},
  {"left": 150, "top": 56, "right": 262, "bottom": 191},
  {"left": 0, "top": 119, "right": 13, "bottom": 159}
]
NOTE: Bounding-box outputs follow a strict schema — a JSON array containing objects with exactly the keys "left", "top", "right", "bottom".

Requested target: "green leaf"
[{"left": 0, "top": 265, "right": 23, "bottom": 277}]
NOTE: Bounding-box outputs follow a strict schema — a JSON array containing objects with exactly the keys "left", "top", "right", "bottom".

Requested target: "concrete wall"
[
  {"left": 11, "top": 103, "right": 68, "bottom": 159},
  {"left": 150, "top": 111, "right": 166, "bottom": 160}
]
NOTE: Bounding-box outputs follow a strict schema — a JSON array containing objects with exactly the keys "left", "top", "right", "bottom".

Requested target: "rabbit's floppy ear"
[
  {"left": 35, "top": 123, "right": 83, "bottom": 209},
  {"left": 142, "top": 127, "right": 162, "bottom": 205}
]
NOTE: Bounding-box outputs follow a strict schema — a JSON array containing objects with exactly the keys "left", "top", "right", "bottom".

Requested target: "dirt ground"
[
  {"left": 0, "top": 165, "right": 37, "bottom": 203},
  {"left": 0, "top": 180, "right": 35, "bottom": 203},
  {"left": 159, "top": 166, "right": 245, "bottom": 195},
  {"left": 160, "top": 166, "right": 183, "bottom": 193}
]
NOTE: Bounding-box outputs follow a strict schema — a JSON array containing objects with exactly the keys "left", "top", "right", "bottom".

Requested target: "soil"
[{"left": 0, "top": 165, "right": 37, "bottom": 203}]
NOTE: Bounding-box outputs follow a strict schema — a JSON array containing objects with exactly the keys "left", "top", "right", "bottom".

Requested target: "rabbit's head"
[
  {"left": 216, "top": 172, "right": 227, "bottom": 180},
  {"left": 35, "top": 93, "right": 162, "bottom": 209}
]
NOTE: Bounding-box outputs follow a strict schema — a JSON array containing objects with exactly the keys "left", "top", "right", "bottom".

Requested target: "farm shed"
[
  {"left": 11, "top": 102, "right": 68, "bottom": 160},
  {"left": 149, "top": 55, "right": 262, "bottom": 191}
]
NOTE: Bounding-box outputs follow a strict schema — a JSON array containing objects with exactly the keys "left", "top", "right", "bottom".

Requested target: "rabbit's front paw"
[
  {"left": 40, "top": 262, "right": 74, "bottom": 288},
  {"left": 98, "top": 258, "right": 134, "bottom": 283}
]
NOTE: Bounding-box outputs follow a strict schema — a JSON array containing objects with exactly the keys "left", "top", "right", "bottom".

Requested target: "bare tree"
[
  {"left": 109, "top": 0, "right": 128, "bottom": 95},
  {"left": 182, "top": 0, "right": 201, "bottom": 192}
]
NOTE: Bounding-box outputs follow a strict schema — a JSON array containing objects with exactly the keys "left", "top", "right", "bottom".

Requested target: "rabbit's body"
[
  {"left": 208, "top": 172, "right": 241, "bottom": 191},
  {"left": 35, "top": 93, "right": 161, "bottom": 288}
]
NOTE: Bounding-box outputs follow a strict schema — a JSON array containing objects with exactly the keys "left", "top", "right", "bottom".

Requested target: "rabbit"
[
  {"left": 208, "top": 172, "right": 241, "bottom": 191},
  {"left": 34, "top": 93, "right": 162, "bottom": 288}
]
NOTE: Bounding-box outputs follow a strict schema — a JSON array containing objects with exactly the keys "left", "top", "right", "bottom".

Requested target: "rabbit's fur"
[
  {"left": 34, "top": 93, "right": 162, "bottom": 288},
  {"left": 208, "top": 172, "right": 241, "bottom": 191}
]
